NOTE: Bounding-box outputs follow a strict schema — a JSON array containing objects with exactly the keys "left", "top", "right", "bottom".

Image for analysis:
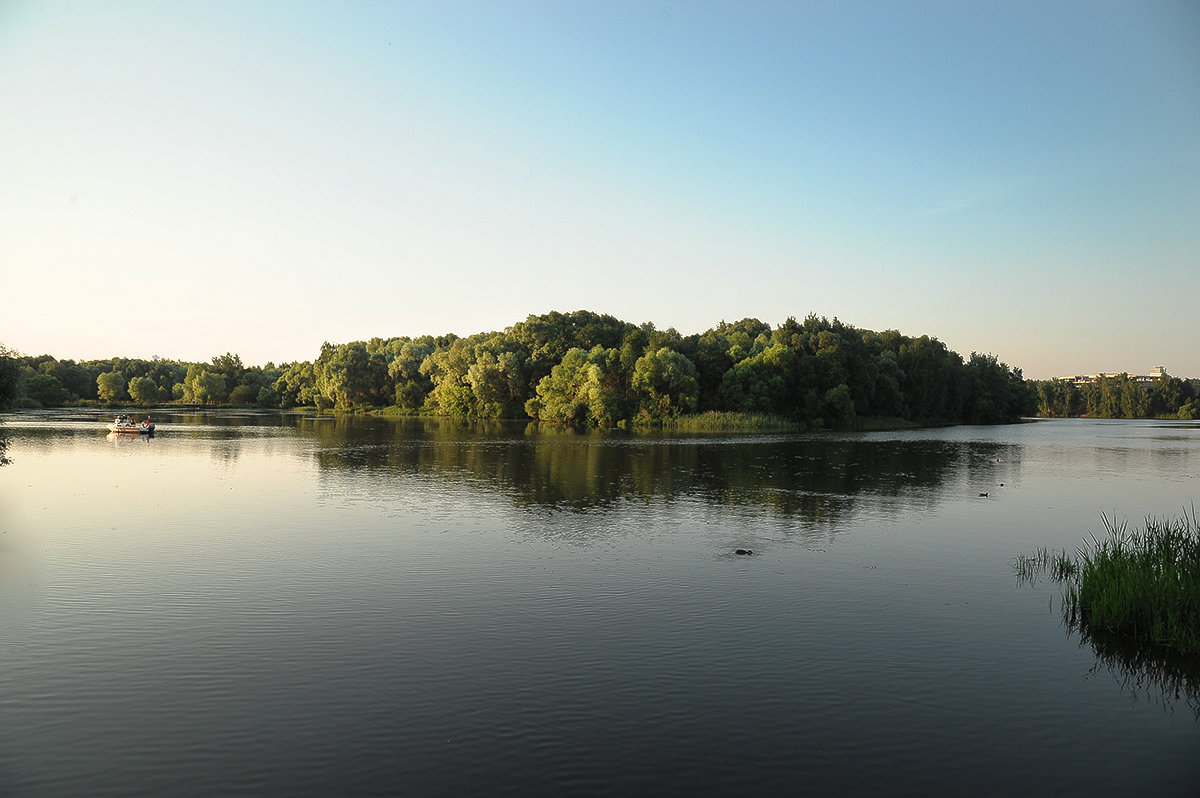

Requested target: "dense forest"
[
  {"left": 1031, "top": 375, "right": 1200, "bottom": 420},
  {"left": 1, "top": 312, "right": 1036, "bottom": 427}
]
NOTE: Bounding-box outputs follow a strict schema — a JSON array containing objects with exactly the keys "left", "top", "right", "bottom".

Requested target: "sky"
[{"left": 1, "top": 1, "right": 1197, "bottom": 379}]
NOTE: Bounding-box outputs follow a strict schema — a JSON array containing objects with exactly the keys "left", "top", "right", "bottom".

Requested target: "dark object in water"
[
  {"left": 735, "top": 549, "right": 753, "bottom": 556},
  {"left": 979, "top": 492, "right": 989, "bottom": 497}
]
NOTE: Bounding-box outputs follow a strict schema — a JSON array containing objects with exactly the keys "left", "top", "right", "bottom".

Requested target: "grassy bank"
[
  {"left": 1018, "top": 510, "right": 1200, "bottom": 656},
  {"left": 659, "top": 412, "right": 802, "bottom": 432}
]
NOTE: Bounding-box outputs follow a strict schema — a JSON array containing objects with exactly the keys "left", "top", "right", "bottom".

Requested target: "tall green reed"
[{"left": 1065, "top": 510, "right": 1200, "bottom": 656}]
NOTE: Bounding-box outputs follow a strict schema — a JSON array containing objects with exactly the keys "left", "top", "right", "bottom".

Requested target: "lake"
[{"left": 1, "top": 410, "right": 1197, "bottom": 796}]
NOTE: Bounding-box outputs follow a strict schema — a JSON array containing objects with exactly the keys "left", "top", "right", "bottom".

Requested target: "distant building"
[{"left": 1052, "top": 365, "right": 1168, "bottom": 385}]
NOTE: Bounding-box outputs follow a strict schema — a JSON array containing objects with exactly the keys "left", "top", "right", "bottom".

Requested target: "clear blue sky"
[{"left": 2, "top": 1, "right": 1197, "bottom": 378}]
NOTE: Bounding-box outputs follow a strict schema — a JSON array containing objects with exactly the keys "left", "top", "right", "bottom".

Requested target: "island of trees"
[
  {"left": 7, "top": 311, "right": 1198, "bottom": 424},
  {"left": 2, "top": 311, "right": 1041, "bottom": 428}
]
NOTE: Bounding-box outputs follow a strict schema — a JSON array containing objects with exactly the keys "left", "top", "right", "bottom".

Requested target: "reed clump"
[
  {"left": 660, "top": 412, "right": 801, "bottom": 433},
  {"left": 1064, "top": 510, "right": 1200, "bottom": 656}
]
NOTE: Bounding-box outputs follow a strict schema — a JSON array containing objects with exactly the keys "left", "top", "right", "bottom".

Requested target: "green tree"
[
  {"left": 127, "top": 376, "right": 161, "bottom": 405},
  {"left": 467, "top": 348, "right": 526, "bottom": 418},
  {"left": 1034, "top": 379, "right": 1081, "bottom": 418},
  {"left": 823, "top": 383, "right": 856, "bottom": 427},
  {"left": 97, "top": 371, "right": 128, "bottom": 403},
  {"left": 22, "top": 372, "right": 70, "bottom": 407},
  {"left": 897, "top": 335, "right": 963, "bottom": 421},
  {"left": 526, "top": 346, "right": 627, "bottom": 426},
  {"left": 1149, "top": 374, "right": 1189, "bottom": 417},
  {"left": 182, "top": 365, "right": 226, "bottom": 405},
  {"left": 255, "top": 384, "right": 279, "bottom": 407},
  {"left": 30, "top": 356, "right": 93, "bottom": 400},
  {"left": 580, "top": 348, "right": 629, "bottom": 427},
  {"left": 210, "top": 353, "right": 245, "bottom": 386},
  {"left": 870, "top": 349, "right": 905, "bottom": 418},
  {"left": 964, "top": 353, "right": 1015, "bottom": 424},
  {"left": 148, "top": 361, "right": 185, "bottom": 394},
  {"left": 273, "top": 362, "right": 317, "bottom": 408},
  {"left": 692, "top": 318, "right": 772, "bottom": 411},
  {"left": 508, "top": 310, "right": 634, "bottom": 387},
  {"left": 718, "top": 342, "right": 796, "bottom": 413},
  {"left": 420, "top": 339, "right": 477, "bottom": 416},
  {"left": 632, "top": 347, "right": 699, "bottom": 421},
  {"left": 1101, "top": 376, "right": 1124, "bottom": 417},
  {"left": 389, "top": 337, "right": 436, "bottom": 411},
  {"left": 313, "top": 342, "right": 391, "bottom": 410},
  {"left": 1119, "top": 379, "right": 1150, "bottom": 419},
  {"left": 227, "top": 384, "right": 258, "bottom": 405},
  {"left": 526, "top": 347, "right": 592, "bottom": 424}
]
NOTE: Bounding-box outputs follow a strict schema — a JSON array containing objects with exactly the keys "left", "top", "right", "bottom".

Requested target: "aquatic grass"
[
  {"left": 371, "top": 405, "right": 419, "bottom": 417},
  {"left": 1012, "top": 546, "right": 1077, "bottom": 586},
  {"left": 660, "top": 412, "right": 802, "bottom": 433},
  {"left": 1012, "top": 547, "right": 1052, "bottom": 583},
  {"left": 1051, "top": 549, "right": 1077, "bottom": 581},
  {"left": 1064, "top": 510, "right": 1200, "bottom": 656},
  {"left": 1016, "top": 509, "right": 1200, "bottom": 656}
]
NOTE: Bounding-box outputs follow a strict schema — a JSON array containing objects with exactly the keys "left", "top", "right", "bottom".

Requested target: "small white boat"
[{"left": 109, "top": 415, "right": 155, "bottom": 434}]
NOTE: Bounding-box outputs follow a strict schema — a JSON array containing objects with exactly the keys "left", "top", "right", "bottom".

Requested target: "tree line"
[
  {"left": 1031, "top": 375, "right": 1199, "bottom": 420},
  {"left": 0, "top": 348, "right": 278, "bottom": 410},
  {"left": 1, "top": 311, "right": 1037, "bottom": 427}
]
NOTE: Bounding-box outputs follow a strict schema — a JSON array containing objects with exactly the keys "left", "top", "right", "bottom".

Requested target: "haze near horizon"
[{"left": 2, "top": 1, "right": 1197, "bottom": 379}]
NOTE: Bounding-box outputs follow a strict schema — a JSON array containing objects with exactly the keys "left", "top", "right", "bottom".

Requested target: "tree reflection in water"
[{"left": 303, "top": 415, "right": 1018, "bottom": 529}]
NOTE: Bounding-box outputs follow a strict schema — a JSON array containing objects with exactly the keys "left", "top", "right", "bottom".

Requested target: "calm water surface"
[{"left": 1, "top": 411, "right": 1198, "bottom": 796}]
